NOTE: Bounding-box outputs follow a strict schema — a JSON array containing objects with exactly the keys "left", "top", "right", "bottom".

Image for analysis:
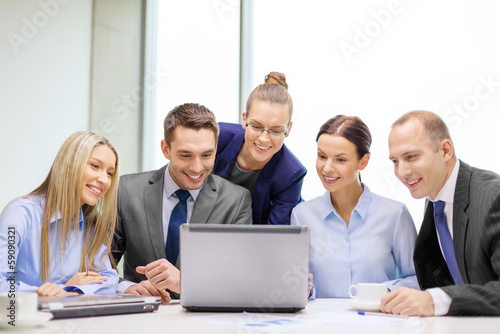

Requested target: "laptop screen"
[{"left": 180, "top": 224, "right": 309, "bottom": 312}]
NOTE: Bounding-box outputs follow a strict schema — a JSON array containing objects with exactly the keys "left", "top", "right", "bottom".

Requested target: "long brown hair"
[{"left": 29, "top": 131, "right": 119, "bottom": 282}]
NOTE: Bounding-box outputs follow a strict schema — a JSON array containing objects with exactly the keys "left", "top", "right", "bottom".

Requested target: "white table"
[{"left": 16, "top": 299, "right": 500, "bottom": 334}]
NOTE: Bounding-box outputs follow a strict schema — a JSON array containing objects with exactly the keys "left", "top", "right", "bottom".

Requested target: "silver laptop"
[
  {"left": 180, "top": 224, "right": 309, "bottom": 312},
  {"left": 38, "top": 294, "right": 161, "bottom": 319}
]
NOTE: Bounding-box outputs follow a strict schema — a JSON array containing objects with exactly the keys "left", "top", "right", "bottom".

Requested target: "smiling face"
[
  {"left": 162, "top": 125, "right": 216, "bottom": 190},
  {"left": 316, "top": 134, "right": 369, "bottom": 193},
  {"left": 388, "top": 119, "right": 453, "bottom": 200},
  {"left": 240, "top": 99, "right": 291, "bottom": 169},
  {"left": 80, "top": 145, "right": 116, "bottom": 206}
]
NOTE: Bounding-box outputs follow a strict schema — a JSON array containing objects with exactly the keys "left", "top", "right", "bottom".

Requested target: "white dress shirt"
[{"left": 161, "top": 165, "right": 201, "bottom": 245}]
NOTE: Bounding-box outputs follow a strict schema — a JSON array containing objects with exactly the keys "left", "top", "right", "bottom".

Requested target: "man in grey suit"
[
  {"left": 112, "top": 103, "right": 252, "bottom": 302},
  {"left": 381, "top": 110, "right": 500, "bottom": 316}
]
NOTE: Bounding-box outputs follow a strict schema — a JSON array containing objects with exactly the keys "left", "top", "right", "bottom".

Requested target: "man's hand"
[
  {"left": 65, "top": 271, "right": 107, "bottom": 286},
  {"left": 136, "top": 259, "right": 180, "bottom": 294},
  {"left": 125, "top": 280, "right": 171, "bottom": 304},
  {"left": 380, "top": 287, "right": 435, "bottom": 316},
  {"left": 36, "top": 282, "right": 79, "bottom": 297}
]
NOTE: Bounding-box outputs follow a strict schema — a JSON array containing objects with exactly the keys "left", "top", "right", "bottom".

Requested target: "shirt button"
[
  {"left": 345, "top": 238, "right": 349, "bottom": 242},
  {"left": 345, "top": 263, "right": 349, "bottom": 267}
]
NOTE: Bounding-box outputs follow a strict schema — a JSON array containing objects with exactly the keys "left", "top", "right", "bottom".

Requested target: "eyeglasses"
[{"left": 245, "top": 122, "right": 288, "bottom": 137}]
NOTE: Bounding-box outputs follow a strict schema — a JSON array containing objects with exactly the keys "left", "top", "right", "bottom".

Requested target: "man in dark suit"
[
  {"left": 112, "top": 103, "right": 252, "bottom": 302},
  {"left": 381, "top": 110, "right": 500, "bottom": 316}
]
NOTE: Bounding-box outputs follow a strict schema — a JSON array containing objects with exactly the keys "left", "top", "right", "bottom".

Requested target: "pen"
[
  {"left": 85, "top": 254, "right": 89, "bottom": 276},
  {"left": 358, "top": 311, "right": 410, "bottom": 318}
]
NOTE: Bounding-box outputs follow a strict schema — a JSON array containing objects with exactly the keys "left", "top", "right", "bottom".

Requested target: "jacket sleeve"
[
  {"left": 266, "top": 166, "right": 306, "bottom": 225},
  {"left": 442, "top": 192, "right": 500, "bottom": 315},
  {"left": 111, "top": 182, "right": 126, "bottom": 265},
  {"left": 230, "top": 188, "right": 253, "bottom": 225}
]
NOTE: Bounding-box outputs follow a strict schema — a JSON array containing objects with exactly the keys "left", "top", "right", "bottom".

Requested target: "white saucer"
[
  {"left": 347, "top": 299, "right": 381, "bottom": 312},
  {"left": 0, "top": 311, "right": 53, "bottom": 331}
]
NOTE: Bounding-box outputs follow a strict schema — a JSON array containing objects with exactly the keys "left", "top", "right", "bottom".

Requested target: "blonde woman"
[{"left": 0, "top": 131, "right": 119, "bottom": 296}]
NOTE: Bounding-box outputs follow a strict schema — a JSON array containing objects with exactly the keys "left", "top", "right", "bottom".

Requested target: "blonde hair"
[
  {"left": 29, "top": 131, "right": 119, "bottom": 282},
  {"left": 246, "top": 72, "right": 293, "bottom": 125}
]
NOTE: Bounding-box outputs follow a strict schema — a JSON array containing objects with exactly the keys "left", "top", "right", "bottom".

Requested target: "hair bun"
[{"left": 265, "top": 72, "right": 288, "bottom": 90}]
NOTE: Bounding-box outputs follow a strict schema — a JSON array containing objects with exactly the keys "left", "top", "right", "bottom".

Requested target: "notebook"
[
  {"left": 180, "top": 224, "right": 310, "bottom": 312},
  {"left": 38, "top": 294, "right": 161, "bottom": 319}
]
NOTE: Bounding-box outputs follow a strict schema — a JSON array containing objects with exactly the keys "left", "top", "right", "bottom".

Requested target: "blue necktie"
[
  {"left": 433, "top": 201, "right": 463, "bottom": 284},
  {"left": 165, "top": 189, "right": 190, "bottom": 265}
]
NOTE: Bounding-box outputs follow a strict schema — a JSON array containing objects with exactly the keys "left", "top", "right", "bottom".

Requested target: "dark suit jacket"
[
  {"left": 111, "top": 165, "right": 252, "bottom": 284},
  {"left": 414, "top": 160, "right": 500, "bottom": 315},
  {"left": 213, "top": 122, "right": 307, "bottom": 225}
]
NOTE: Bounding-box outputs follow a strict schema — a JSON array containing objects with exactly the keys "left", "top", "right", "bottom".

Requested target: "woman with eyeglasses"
[
  {"left": 213, "top": 72, "right": 306, "bottom": 225},
  {"left": 291, "top": 116, "right": 418, "bottom": 298},
  {"left": 0, "top": 131, "right": 119, "bottom": 296}
]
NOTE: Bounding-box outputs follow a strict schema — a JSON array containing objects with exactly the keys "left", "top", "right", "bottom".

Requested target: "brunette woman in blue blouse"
[
  {"left": 291, "top": 116, "right": 418, "bottom": 298},
  {"left": 0, "top": 131, "right": 119, "bottom": 296},
  {"left": 213, "top": 72, "right": 306, "bottom": 225}
]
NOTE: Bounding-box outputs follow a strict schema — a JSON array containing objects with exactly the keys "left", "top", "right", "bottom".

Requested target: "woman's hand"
[
  {"left": 36, "top": 282, "right": 79, "bottom": 297},
  {"left": 308, "top": 273, "right": 314, "bottom": 297},
  {"left": 64, "top": 271, "right": 108, "bottom": 286}
]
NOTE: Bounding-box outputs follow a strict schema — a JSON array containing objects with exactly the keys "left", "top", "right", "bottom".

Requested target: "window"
[
  {"left": 150, "top": 0, "right": 500, "bottom": 228},
  {"left": 148, "top": 0, "right": 241, "bottom": 169}
]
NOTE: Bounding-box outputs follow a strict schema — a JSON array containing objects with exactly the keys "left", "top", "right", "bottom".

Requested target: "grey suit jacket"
[
  {"left": 111, "top": 164, "right": 252, "bottom": 284},
  {"left": 414, "top": 160, "right": 500, "bottom": 315}
]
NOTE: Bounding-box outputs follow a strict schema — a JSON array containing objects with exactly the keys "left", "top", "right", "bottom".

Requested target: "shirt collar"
[
  {"left": 355, "top": 184, "right": 371, "bottom": 219},
  {"left": 428, "top": 158, "right": 460, "bottom": 204},
  {"left": 164, "top": 164, "right": 202, "bottom": 202},
  {"left": 319, "top": 183, "right": 372, "bottom": 220}
]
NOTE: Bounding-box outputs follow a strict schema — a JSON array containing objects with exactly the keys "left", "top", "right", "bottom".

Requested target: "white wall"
[
  {"left": 0, "top": 0, "right": 92, "bottom": 210},
  {"left": 90, "top": 0, "right": 142, "bottom": 175}
]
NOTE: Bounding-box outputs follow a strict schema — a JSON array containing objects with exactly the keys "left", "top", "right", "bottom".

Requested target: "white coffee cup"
[
  {"left": 348, "top": 283, "right": 388, "bottom": 303},
  {"left": 0, "top": 292, "right": 39, "bottom": 325}
]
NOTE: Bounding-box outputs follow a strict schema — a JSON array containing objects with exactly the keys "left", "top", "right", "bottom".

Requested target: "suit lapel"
[
  {"left": 190, "top": 175, "right": 218, "bottom": 224},
  {"left": 453, "top": 161, "right": 472, "bottom": 283},
  {"left": 144, "top": 165, "right": 168, "bottom": 259},
  {"left": 415, "top": 201, "right": 453, "bottom": 288}
]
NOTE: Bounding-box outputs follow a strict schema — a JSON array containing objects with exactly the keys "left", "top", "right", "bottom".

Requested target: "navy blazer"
[
  {"left": 414, "top": 160, "right": 500, "bottom": 315},
  {"left": 213, "top": 122, "right": 307, "bottom": 225}
]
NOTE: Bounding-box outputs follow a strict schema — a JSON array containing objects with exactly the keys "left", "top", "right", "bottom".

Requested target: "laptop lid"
[
  {"left": 180, "top": 224, "right": 309, "bottom": 312},
  {"left": 38, "top": 294, "right": 160, "bottom": 319}
]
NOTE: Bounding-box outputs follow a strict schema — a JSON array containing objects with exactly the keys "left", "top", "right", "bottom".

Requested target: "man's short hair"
[
  {"left": 392, "top": 110, "right": 454, "bottom": 154},
  {"left": 163, "top": 103, "right": 219, "bottom": 145}
]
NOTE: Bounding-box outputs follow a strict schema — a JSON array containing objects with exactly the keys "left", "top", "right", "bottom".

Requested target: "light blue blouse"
[
  {"left": 291, "top": 184, "right": 418, "bottom": 298},
  {"left": 0, "top": 197, "right": 118, "bottom": 294}
]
